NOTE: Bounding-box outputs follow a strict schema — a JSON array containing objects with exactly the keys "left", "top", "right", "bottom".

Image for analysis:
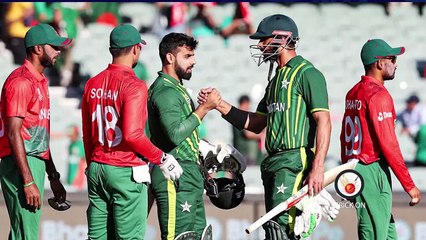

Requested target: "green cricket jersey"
[
  {"left": 257, "top": 56, "right": 329, "bottom": 153},
  {"left": 148, "top": 72, "right": 201, "bottom": 162}
]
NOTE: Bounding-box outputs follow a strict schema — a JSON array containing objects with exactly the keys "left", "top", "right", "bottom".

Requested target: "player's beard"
[
  {"left": 384, "top": 64, "right": 396, "bottom": 80},
  {"left": 175, "top": 63, "right": 192, "bottom": 80},
  {"left": 40, "top": 51, "right": 55, "bottom": 68}
]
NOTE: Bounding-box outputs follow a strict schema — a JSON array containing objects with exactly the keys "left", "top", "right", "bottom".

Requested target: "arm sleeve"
[
  {"left": 154, "top": 88, "right": 200, "bottom": 146},
  {"left": 122, "top": 82, "right": 163, "bottom": 164},
  {"left": 81, "top": 91, "right": 93, "bottom": 164},
  {"left": 4, "top": 78, "right": 33, "bottom": 118},
  {"left": 300, "top": 68, "right": 329, "bottom": 113},
  {"left": 369, "top": 92, "right": 415, "bottom": 193}
]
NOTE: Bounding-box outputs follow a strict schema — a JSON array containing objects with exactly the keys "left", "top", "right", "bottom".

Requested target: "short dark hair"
[
  {"left": 109, "top": 46, "right": 133, "bottom": 58},
  {"left": 26, "top": 46, "right": 36, "bottom": 55},
  {"left": 406, "top": 95, "right": 420, "bottom": 104},
  {"left": 159, "top": 33, "right": 198, "bottom": 65},
  {"left": 238, "top": 95, "right": 250, "bottom": 105},
  {"left": 363, "top": 62, "right": 374, "bottom": 72}
]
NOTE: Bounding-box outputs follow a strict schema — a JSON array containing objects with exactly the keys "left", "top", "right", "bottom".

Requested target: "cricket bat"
[{"left": 245, "top": 160, "right": 358, "bottom": 234}]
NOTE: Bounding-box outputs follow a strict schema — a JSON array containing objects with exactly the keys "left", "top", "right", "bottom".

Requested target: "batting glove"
[
  {"left": 160, "top": 153, "right": 183, "bottom": 181},
  {"left": 315, "top": 188, "right": 340, "bottom": 222},
  {"left": 294, "top": 196, "right": 322, "bottom": 237}
]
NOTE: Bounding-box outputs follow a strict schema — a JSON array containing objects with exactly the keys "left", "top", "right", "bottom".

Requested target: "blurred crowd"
[
  {"left": 1, "top": 2, "right": 425, "bottom": 92},
  {"left": 0, "top": 2, "right": 255, "bottom": 92}
]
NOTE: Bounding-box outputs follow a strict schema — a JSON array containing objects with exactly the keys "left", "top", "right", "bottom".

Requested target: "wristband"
[
  {"left": 23, "top": 181, "right": 35, "bottom": 187},
  {"left": 222, "top": 106, "right": 248, "bottom": 130}
]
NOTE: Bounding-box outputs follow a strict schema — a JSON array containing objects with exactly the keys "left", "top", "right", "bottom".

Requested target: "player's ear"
[
  {"left": 376, "top": 59, "right": 384, "bottom": 70},
  {"left": 33, "top": 45, "right": 43, "bottom": 55},
  {"left": 166, "top": 53, "right": 174, "bottom": 64}
]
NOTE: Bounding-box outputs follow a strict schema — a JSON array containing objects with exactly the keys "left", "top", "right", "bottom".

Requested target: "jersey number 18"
[{"left": 92, "top": 105, "right": 122, "bottom": 147}]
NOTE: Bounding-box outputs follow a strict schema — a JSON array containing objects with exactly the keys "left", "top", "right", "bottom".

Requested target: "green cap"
[
  {"left": 250, "top": 14, "right": 299, "bottom": 40},
  {"left": 110, "top": 24, "right": 146, "bottom": 49},
  {"left": 361, "top": 39, "right": 405, "bottom": 65},
  {"left": 24, "top": 23, "right": 72, "bottom": 48}
]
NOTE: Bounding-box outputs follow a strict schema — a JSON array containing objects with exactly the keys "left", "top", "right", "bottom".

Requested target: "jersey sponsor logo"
[
  {"left": 377, "top": 112, "right": 392, "bottom": 121},
  {"left": 267, "top": 102, "right": 285, "bottom": 113},
  {"left": 39, "top": 108, "right": 50, "bottom": 120},
  {"left": 90, "top": 88, "right": 118, "bottom": 101},
  {"left": 345, "top": 99, "right": 362, "bottom": 110}
]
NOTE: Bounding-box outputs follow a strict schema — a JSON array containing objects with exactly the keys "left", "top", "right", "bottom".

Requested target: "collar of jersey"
[
  {"left": 157, "top": 71, "right": 191, "bottom": 100},
  {"left": 284, "top": 55, "right": 304, "bottom": 68},
  {"left": 107, "top": 64, "right": 134, "bottom": 74},
  {"left": 24, "top": 60, "right": 46, "bottom": 82},
  {"left": 361, "top": 75, "right": 385, "bottom": 87},
  {"left": 157, "top": 71, "right": 183, "bottom": 87}
]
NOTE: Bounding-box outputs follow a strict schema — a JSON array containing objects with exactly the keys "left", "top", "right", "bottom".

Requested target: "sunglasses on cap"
[{"left": 48, "top": 197, "right": 72, "bottom": 211}]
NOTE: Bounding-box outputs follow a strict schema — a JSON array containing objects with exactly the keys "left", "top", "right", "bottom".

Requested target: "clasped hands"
[{"left": 197, "top": 87, "right": 221, "bottom": 109}]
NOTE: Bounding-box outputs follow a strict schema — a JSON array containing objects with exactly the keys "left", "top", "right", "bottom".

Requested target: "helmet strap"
[{"left": 267, "top": 60, "right": 275, "bottom": 82}]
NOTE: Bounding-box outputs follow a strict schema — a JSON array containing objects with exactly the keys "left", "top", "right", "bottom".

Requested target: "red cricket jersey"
[
  {"left": 0, "top": 60, "right": 50, "bottom": 160},
  {"left": 81, "top": 64, "right": 163, "bottom": 167},
  {"left": 340, "top": 76, "right": 415, "bottom": 193}
]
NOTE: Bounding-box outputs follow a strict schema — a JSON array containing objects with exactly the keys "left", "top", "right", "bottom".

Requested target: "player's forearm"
[
  {"left": 125, "top": 130, "right": 163, "bottom": 164},
  {"left": 194, "top": 104, "right": 211, "bottom": 120},
  {"left": 164, "top": 114, "right": 200, "bottom": 146},
  {"left": 218, "top": 100, "right": 255, "bottom": 131},
  {"left": 8, "top": 130, "right": 34, "bottom": 183},
  {"left": 382, "top": 146, "right": 416, "bottom": 193},
  {"left": 45, "top": 152, "right": 58, "bottom": 175},
  {"left": 216, "top": 99, "right": 232, "bottom": 115},
  {"left": 313, "top": 112, "right": 331, "bottom": 169}
]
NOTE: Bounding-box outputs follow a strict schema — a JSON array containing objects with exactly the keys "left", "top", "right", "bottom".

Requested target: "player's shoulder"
[
  {"left": 298, "top": 58, "right": 325, "bottom": 78},
  {"left": 150, "top": 78, "right": 178, "bottom": 95},
  {"left": 3, "top": 71, "right": 33, "bottom": 90},
  {"left": 359, "top": 79, "right": 389, "bottom": 98},
  {"left": 370, "top": 87, "right": 391, "bottom": 102}
]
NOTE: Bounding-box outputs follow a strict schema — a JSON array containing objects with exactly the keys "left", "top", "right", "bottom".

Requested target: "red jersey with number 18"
[
  {"left": 81, "top": 64, "right": 163, "bottom": 167},
  {"left": 340, "top": 76, "right": 415, "bottom": 193}
]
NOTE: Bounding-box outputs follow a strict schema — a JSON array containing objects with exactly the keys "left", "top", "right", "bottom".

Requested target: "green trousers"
[
  {"left": 87, "top": 161, "right": 148, "bottom": 240},
  {"left": 151, "top": 161, "right": 206, "bottom": 240},
  {"left": 261, "top": 148, "right": 312, "bottom": 238},
  {"left": 354, "top": 160, "right": 397, "bottom": 240},
  {"left": 0, "top": 155, "right": 46, "bottom": 240}
]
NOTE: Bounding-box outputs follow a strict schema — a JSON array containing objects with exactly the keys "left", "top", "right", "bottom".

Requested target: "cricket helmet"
[
  {"left": 200, "top": 142, "right": 247, "bottom": 210},
  {"left": 249, "top": 14, "right": 300, "bottom": 66}
]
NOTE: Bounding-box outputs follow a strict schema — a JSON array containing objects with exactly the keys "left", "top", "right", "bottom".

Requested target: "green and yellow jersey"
[
  {"left": 148, "top": 72, "right": 201, "bottom": 162},
  {"left": 257, "top": 56, "right": 329, "bottom": 153}
]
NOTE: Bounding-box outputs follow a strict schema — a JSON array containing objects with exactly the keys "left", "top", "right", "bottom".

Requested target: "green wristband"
[{"left": 23, "top": 181, "right": 35, "bottom": 187}]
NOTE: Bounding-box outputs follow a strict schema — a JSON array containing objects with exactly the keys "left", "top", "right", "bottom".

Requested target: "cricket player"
[
  {"left": 81, "top": 24, "right": 183, "bottom": 239},
  {"left": 0, "top": 23, "right": 70, "bottom": 239},
  {"left": 199, "top": 14, "right": 331, "bottom": 239},
  {"left": 340, "top": 39, "right": 421, "bottom": 239},
  {"left": 148, "top": 32, "right": 220, "bottom": 240}
]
